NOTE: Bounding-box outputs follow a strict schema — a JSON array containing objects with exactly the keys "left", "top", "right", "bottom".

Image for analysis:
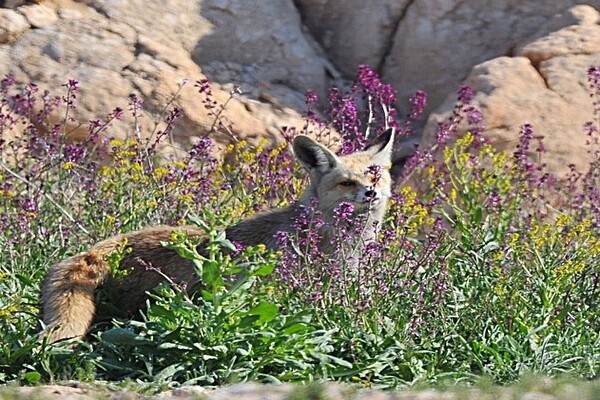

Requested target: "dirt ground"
[{"left": 1, "top": 379, "right": 599, "bottom": 400}]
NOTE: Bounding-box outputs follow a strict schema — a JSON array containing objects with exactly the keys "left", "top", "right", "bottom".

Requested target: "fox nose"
[{"left": 365, "top": 189, "right": 377, "bottom": 200}]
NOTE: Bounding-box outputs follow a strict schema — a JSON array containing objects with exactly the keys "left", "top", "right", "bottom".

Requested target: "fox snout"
[{"left": 359, "top": 187, "right": 379, "bottom": 204}]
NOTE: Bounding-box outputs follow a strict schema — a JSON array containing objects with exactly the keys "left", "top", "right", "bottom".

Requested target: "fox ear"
[
  {"left": 364, "top": 128, "right": 395, "bottom": 167},
  {"left": 292, "top": 135, "right": 339, "bottom": 174}
]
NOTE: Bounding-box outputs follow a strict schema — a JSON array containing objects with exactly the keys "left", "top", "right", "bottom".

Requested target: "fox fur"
[{"left": 41, "top": 129, "right": 413, "bottom": 342}]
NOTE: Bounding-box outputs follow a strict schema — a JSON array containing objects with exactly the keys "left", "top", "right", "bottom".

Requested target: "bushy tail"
[{"left": 41, "top": 250, "right": 111, "bottom": 342}]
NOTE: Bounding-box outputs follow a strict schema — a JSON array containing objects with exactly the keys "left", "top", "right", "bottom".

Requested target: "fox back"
[{"left": 41, "top": 129, "right": 412, "bottom": 341}]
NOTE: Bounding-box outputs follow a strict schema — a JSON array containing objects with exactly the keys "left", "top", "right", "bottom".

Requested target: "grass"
[{"left": 0, "top": 66, "right": 598, "bottom": 392}]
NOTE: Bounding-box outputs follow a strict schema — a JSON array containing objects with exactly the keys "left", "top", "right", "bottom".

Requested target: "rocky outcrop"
[
  {"left": 424, "top": 5, "right": 600, "bottom": 177},
  {"left": 295, "top": 0, "right": 600, "bottom": 113},
  {"left": 1, "top": 0, "right": 599, "bottom": 171},
  {"left": 0, "top": 0, "right": 322, "bottom": 154}
]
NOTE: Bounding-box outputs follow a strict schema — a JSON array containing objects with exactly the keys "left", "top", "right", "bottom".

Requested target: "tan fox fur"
[{"left": 41, "top": 129, "right": 413, "bottom": 342}]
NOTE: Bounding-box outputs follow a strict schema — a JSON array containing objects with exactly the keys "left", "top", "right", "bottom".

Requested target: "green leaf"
[
  {"left": 162, "top": 241, "right": 204, "bottom": 261},
  {"left": 252, "top": 263, "right": 275, "bottom": 277},
  {"left": 100, "top": 328, "right": 154, "bottom": 346},
  {"left": 23, "top": 371, "right": 41, "bottom": 383},
  {"left": 282, "top": 323, "right": 310, "bottom": 335},
  {"left": 473, "top": 206, "right": 483, "bottom": 223},
  {"left": 188, "top": 213, "right": 210, "bottom": 231},
  {"left": 310, "top": 352, "right": 353, "bottom": 368},
  {"left": 247, "top": 302, "right": 279, "bottom": 325},
  {"left": 154, "top": 363, "right": 184, "bottom": 382},
  {"left": 239, "top": 315, "right": 260, "bottom": 328},
  {"left": 148, "top": 304, "right": 175, "bottom": 319},
  {"left": 202, "top": 261, "right": 224, "bottom": 290}
]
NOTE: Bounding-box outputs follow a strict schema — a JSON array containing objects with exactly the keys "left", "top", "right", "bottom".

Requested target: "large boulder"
[
  {"left": 424, "top": 5, "right": 600, "bottom": 177},
  {"left": 0, "top": 0, "right": 333, "bottom": 154},
  {"left": 296, "top": 0, "right": 600, "bottom": 113}
]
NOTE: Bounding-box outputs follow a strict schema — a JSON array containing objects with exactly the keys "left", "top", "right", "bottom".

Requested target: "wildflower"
[
  {"left": 195, "top": 78, "right": 212, "bottom": 95},
  {"left": 365, "top": 164, "right": 382, "bottom": 185},
  {"left": 356, "top": 64, "right": 381, "bottom": 92},
  {"left": 304, "top": 90, "right": 318, "bottom": 107},
  {"left": 333, "top": 201, "right": 355, "bottom": 222},
  {"left": 378, "top": 84, "right": 396, "bottom": 106},
  {"left": 128, "top": 93, "right": 144, "bottom": 113},
  {"left": 109, "top": 139, "right": 124, "bottom": 148},
  {"left": 457, "top": 85, "right": 473, "bottom": 103},
  {"left": 408, "top": 90, "right": 427, "bottom": 120},
  {"left": 188, "top": 135, "right": 213, "bottom": 160},
  {"left": 436, "top": 122, "right": 451, "bottom": 145}
]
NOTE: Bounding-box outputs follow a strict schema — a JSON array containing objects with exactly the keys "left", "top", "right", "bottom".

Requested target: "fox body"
[{"left": 41, "top": 129, "right": 410, "bottom": 342}]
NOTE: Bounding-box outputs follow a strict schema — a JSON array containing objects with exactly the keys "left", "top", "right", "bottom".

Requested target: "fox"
[{"left": 41, "top": 128, "right": 414, "bottom": 342}]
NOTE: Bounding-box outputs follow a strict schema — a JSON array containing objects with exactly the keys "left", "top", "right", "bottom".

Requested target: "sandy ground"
[{"left": 1, "top": 379, "right": 598, "bottom": 400}]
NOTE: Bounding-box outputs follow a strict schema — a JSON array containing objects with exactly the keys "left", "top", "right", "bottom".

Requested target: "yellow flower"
[
  {"left": 457, "top": 153, "right": 470, "bottom": 165},
  {"left": 427, "top": 165, "right": 436, "bottom": 176},
  {"left": 443, "top": 147, "right": 453, "bottom": 163},
  {"left": 153, "top": 167, "right": 169, "bottom": 179},
  {"left": 109, "top": 139, "right": 124, "bottom": 147},
  {"left": 450, "top": 188, "right": 457, "bottom": 200},
  {"left": 0, "top": 305, "right": 18, "bottom": 320},
  {"left": 178, "top": 193, "right": 193, "bottom": 204},
  {"left": 552, "top": 260, "right": 584, "bottom": 283},
  {"left": 555, "top": 214, "right": 573, "bottom": 229},
  {"left": 481, "top": 144, "right": 494, "bottom": 157},
  {"left": 62, "top": 161, "right": 74, "bottom": 170},
  {"left": 455, "top": 132, "right": 474, "bottom": 147},
  {"left": 508, "top": 233, "right": 520, "bottom": 247},
  {"left": 100, "top": 166, "right": 114, "bottom": 177}
]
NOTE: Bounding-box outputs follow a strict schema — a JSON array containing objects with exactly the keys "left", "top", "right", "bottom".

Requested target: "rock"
[
  {"left": 516, "top": 5, "right": 600, "bottom": 64},
  {"left": 0, "top": 0, "right": 314, "bottom": 155},
  {"left": 294, "top": 0, "right": 411, "bottom": 76},
  {"left": 19, "top": 2, "right": 58, "bottom": 28},
  {"left": 0, "top": 8, "right": 29, "bottom": 43},
  {"left": 424, "top": 5, "right": 600, "bottom": 177},
  {"left": 381, "top": 0, "right": 600, "bottom": 112},
  {"left": 2, "top": 0, "right": 599, "bottom": 172},
  {"left": 194, "top": 0, "right": 331, "bottom": 101}
]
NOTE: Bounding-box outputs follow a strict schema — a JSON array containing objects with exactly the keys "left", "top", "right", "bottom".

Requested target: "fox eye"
[{"left": 338, "top": 180, "right": 356, "bottom": 187}]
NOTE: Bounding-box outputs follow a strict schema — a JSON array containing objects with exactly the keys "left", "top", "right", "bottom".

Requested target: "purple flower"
[
  {"left": 457, "top": 85, "right": 473, "bottom": 103},
  {"left": 356, "top": 64, "right": 382, "bottom": 92},
  {"left": 365, "top": 164, "right": 382, "bottom": 185},
  {"left": 378, "top": 84, "right": 396, "bottom": 106},
  {"left": 1, "top": 74, "right": 16, "bottom": 95},
  {"left": 304, "top": 90, "right": 318, "bottom": 107},
  {"left": 333, "top": 201, "right": 355, "bottom": 222},
  {"left": 195, "top": 78, "right": 212, "bottom": 95},
  {"left": 188, "top": 135, "right": 213, "bottom": 160},
  {"left": 408, "top": 90, "right": 428, "bottom": 121},
  {"left": 465, "top": 107, "right": 483, "bottom": 126}
]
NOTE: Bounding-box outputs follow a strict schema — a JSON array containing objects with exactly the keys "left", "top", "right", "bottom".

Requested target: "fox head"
[{"left": 292, "top": 129, "right": 410, "bottom": 222}]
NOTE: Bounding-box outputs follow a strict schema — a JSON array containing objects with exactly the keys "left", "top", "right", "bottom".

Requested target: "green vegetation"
[{"left": 0, "top": 67, "right": 598, "bottom": 390}]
